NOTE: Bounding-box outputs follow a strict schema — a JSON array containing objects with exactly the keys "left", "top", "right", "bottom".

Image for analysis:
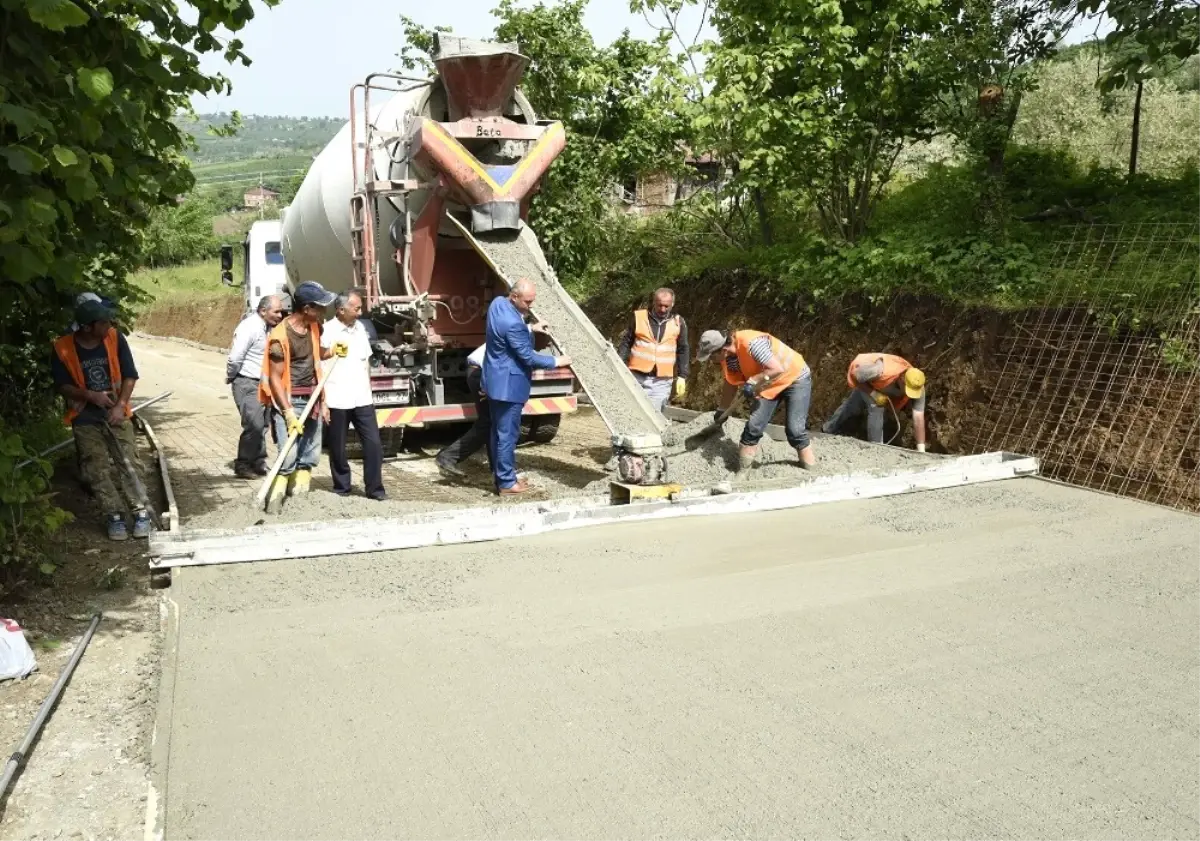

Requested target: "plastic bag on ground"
[{"left": 0, "top": 618, "right": 38, "bottom": 681}]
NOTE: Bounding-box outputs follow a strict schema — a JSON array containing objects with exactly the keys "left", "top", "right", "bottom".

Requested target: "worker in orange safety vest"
[
  {"left": 617, "top": 287, "right": 689, "bottom": 412},
  {"left": 50, "top": 298, "right": 149, "bottom": 541},
  {"left": 822, "top": 353, "right": 928, "bottom": 451},
  {"left": 695, "top": 328, "right": 816, "bottom": 471}
]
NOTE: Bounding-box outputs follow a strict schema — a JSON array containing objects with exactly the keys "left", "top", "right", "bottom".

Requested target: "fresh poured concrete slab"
[{"left": 161, "top": 479, "right": 1199, "bottom": 839}]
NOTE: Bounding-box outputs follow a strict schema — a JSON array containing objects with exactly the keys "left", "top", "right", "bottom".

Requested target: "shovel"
[
  {"left": 255, "top": 358, "right": 338, "bottom": 509},
  {"left": 100, "top": 421, "right": 162, "bottom": 530},
  {"left": 682, "top": 394, "right": 743, "bottom": 451}
]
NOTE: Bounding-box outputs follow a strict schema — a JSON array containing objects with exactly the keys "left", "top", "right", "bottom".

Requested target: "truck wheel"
[{"left": 521, "top": 415, "right": 561, "bottom": 445}]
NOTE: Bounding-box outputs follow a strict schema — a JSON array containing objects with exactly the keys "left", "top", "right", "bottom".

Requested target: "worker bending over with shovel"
[
  {"left": 259, "top": 281, "right": 348, "bottom": 513},
  {"left": 822, "top": 353, "right": 927, "bottom": 451},
  {"left": 695, "top": 329, "right": 816, "bottom": 471},
  {"left": 51, "top": 298, "right": 150, "bottom": 540}
]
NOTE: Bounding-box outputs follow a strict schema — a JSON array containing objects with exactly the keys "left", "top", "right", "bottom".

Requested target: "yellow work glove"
[
  {"left": 331, "top": 340, "right": 349, "bottom": 358},
  {"left": 285, "top": 412, "right": 304, "bottom": 438},
  {"left": 870, "top": 390, "right": 889, "bottom": 407},
  {"left": 673, "top": 378, "right": 687, "bottom": 399}
]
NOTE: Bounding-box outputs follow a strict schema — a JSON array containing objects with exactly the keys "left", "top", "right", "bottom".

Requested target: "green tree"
[
  {"left": 0, "top": 0, "right": 275, "bottom": 570},
  {"left": 702, "top": 0, "right": 960, "bottom": 243},
  {"left": 929, "top": 0, "right": 1067, "bottom": 232}
]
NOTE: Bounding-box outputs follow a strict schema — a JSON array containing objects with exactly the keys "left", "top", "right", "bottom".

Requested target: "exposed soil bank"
[
  {"left": 586, "top": 278, "right": 1199, "bottom": 511},
  {"left": 135, "top": 294, "right": 243, "bottom": 349}
]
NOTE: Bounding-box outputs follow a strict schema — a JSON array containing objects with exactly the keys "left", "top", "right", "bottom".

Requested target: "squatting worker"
[
  {"left": 259, "top": 280, "right": 348, "bottom": 513},
  {"left": 482, "top": 278, "right": 571, "bottom": 495},
  {"left": 617, "top": 287, "right": 689, "bottom": 412},
  {"left": 436, "top": 318, "right": 546, "bottom": 480},
  {"left": 823, "top": 353, "right": 927, "bottom": 451},
  {"left": 695, "top": 328, "right": 816, "bottom": 471},
  {"left": 51, "top": 299, "right": 150, "bottom": 541},
  {"left": 321, "top": 291, "right": 386, "bottom": 501},
  {"left": 226, "top": 294, "right": 285, "bottom": 479}
]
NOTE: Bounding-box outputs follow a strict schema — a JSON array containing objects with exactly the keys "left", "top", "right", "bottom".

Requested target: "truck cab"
[{"left": 241, "top": 219, "right": 287, "bottom": 312}]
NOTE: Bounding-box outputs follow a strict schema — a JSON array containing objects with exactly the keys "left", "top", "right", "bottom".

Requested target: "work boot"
[
  {"left": 737, "top": 445, "right": 757, "bottom": 472},
  {"left": 289, "top": 468, "right": 312, "bottom": 496},
  {"left": 132, "top": 509, "right": 153, "bottom": 539},
  {"left": 796, "top": 445, "right": 816, "bottom": 469},
  {"left": 234, "top": 463, "right": 258, "bottom": 480},
  {"left": 265, "top": 475, "right": 289, "bottom": 514},
  {"left": 436, "top": 456, "right": 466, "bottom": 480},
  {"left": 105, "top": 514, "right": 128, "bottom": 542}
]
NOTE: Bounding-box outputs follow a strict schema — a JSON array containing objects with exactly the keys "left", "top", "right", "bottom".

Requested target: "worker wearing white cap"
[
  {"left": 822, "top": 353, "right": 928, "bottom": 451},
  {"left": 695, "top": 328, "right": 816, "bottom": 471}
]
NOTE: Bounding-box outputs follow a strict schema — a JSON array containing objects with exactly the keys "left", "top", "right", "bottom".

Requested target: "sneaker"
[
  {"left": 132, "top": 510, "right": 153, "bottom": 539},
  {"left": 106, "top": 514, "right": 128, "bottom": 542}
]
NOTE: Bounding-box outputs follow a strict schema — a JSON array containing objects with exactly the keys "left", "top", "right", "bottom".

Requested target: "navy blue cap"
[{"left": 293, "top": 281, "right": 336, "bottom": 307}]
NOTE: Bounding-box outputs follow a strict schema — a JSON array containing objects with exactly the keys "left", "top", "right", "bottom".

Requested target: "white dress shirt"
[
  {"left": 320, "top": 318, "right": 373, "bottom": 410},
  {"left": 226, "top": 312, "right": 269, "bottom": 381}
]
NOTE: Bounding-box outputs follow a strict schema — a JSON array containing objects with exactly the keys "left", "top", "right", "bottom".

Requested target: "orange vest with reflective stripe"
[
  {"left": 627, "top": 310, "right": 681, "bottom": 377},
  {"left": 847, "top": 352, "right": 913, "bottom": 410},
  {"left": 52, "top": 331, "right": 132, "bottom": 425},
  {"left": 721, "top": 330, "right": 806, "bottom": 400},
  {"left": 259, "top": 320, "right": 323, "bottom": 407}
]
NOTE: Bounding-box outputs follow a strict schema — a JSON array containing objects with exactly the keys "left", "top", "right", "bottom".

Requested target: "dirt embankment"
[
  {"left": 587, "top": 276, "right": 1005, "bottom": 454},
  {"left": 587, "top": 272, "right": 1199, "bottom": 511},
  {"left": 135, "top": 294, "right": 243, "bottom": 349}
]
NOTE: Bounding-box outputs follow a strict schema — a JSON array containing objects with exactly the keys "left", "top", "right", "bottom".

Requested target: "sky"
[
  {"left": 193, "top": 0, "right": 1109, "bottom": 119},
  {"left": 194, "top": 0, "right": 711, "bottom": 118}
]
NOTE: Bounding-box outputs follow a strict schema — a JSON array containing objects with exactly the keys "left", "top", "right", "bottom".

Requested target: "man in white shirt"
[
  {"left": 321, "top": 291, "right": 386, "bottom": 500},
  {"left": 226, "top": 294, "right": 285, "bottom": 478}
]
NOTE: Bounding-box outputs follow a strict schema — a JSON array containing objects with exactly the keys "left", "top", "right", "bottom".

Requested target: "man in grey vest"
[{"left": 226, "top": 294, "right": 286, "bottom": 478}]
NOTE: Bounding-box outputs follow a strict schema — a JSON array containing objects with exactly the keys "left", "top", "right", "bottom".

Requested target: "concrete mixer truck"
[
  {"left": 249, "top": 34, "right": 670, "bottom": 477},
  {"left": 267, "top": 34, "right": 579, "bottom": 443}
]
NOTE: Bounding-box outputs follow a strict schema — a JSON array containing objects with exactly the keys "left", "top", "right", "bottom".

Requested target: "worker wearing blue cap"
[{"left": 258, "top": 281, "right": 348, "bottom": 513}]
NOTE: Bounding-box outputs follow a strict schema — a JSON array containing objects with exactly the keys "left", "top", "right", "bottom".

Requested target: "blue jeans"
[
  {"left": 270, "top": 400, "right": 323, "bottom": 476},
  {"left": 822, "top": 389, "right": 885, "bottom": 443},
  {"left": 740, "top": 373, "right": 812, "bottom": 449},
  {"left": 489, "top": 399, "right": 524, "bottom": 490}
]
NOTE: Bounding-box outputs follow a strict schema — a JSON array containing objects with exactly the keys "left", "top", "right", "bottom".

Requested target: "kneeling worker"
[
  {"left": 617, "top": 287, "right": 688, "bottom": 411},
  {"left": 695, "top": 329, "right": 816, "bottom": 470},
  {"left": 823, "top": 353, "right": 927, "bottom": 451}
]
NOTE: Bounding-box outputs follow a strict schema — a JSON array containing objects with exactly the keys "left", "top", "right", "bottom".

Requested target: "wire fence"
[{"left": 966, "top": 222, "right": 1200, "bottom": 512}]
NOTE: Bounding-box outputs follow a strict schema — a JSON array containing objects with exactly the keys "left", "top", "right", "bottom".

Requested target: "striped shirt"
[{"left": 724, "top": 336, "right": 774, "bottom": 374}]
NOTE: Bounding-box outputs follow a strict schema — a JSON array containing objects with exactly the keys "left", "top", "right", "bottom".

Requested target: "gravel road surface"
[{"left": 160, "top": 478, "right": 1199, "bottom": 839}]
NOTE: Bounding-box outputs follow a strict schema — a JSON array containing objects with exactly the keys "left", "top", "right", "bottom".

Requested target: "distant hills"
[{"left": 176, "top": 113, "right": 342, "bottom": 166}]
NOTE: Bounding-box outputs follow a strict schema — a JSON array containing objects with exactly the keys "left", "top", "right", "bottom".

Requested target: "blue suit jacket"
[{"left": 482, "top": 296, "right": 556, "bottom": 403}]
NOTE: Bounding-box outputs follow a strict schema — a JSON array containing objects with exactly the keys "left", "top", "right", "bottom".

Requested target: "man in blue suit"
[{"left": 483, "top": 278, "right": 571, "bottom": 495}]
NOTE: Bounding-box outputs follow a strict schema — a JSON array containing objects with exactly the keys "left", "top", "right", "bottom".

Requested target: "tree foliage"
[
  {"left": 1066, "top": 0, "right": 1200, "bottom": 91},
  {"left": 701, "top": 0, "right": 962, "bottom": 243},
  {"left": 0, "top": 0, "right": 274, "bottom": 570}
]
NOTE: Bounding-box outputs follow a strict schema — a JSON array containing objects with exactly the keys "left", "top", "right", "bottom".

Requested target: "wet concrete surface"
[{"left": 162, "top": 479, "right": 1199, "bottom": 839}]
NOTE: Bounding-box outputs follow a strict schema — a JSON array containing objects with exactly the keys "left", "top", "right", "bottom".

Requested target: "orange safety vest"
[
  {"left": 627, "top": 309, "right": 681, "bottom": 378},
  {"left": 721, "top": 330, "right": 806, "bottom": 400},
  {"left": 259, "top": 319, "right": 323, "bottom": 408},
  {"left": 52, "top": 331, "right": 133, "bottom": 425},
  {"left": 847, "top": 352, "right": 913, "bottom": 410}
]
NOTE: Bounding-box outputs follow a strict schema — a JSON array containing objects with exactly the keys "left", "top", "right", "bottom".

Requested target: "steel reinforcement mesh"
[{"left": 969, "top": 222, "right": 1200, "bottom": 512}]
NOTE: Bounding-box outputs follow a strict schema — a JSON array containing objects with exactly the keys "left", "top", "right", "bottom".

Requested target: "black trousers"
[
  {"left": 437, "top": 367, "right": 491, "bottom": 467},
  {"left": 328, "top": 405, "right": 385, "bottom": 498}
]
